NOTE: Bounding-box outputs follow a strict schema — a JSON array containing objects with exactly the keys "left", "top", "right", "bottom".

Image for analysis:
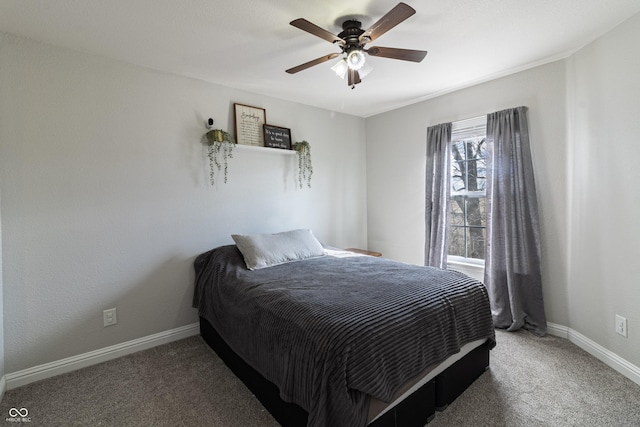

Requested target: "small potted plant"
[
  {"left": 205, "top": 129, "right": 234, "bottom": 185},
  {"left": 292, "top": 141, "right": 313, "bottom": 188}
]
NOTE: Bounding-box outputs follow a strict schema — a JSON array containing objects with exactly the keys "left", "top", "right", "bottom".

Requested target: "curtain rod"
[
  {"left": 428, "top": 114, "right": 486, "bottom": 130},
  {"left": 453, "top": 114, "right": 485, "bottom": 124}
]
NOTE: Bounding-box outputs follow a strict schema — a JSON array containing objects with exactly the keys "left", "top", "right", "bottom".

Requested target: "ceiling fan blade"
[
  {"left": 286, "top": 53, "right": 340, "bottom": 74},
  {"left": 290, "top": 18, "right": 345, "bottom": 46},
  {"left": 347, "top": 69, "right": 361, "bottom": 87},
  {"left": 359, "top": 2, "right": 416, "bottom": 43},
  {"left": 367, "top": 46, "right": 428, "bottom": 62}
]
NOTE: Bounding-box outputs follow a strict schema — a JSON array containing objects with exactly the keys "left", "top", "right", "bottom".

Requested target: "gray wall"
[
  {"left": 0, "top": 33, "right": 368, "bottom": 373},
  {"left": 565, "top": 13, "right": 640, "bottom": 366},
  {"left": 365, "top": 13, "right": 640, "bottom": 368},
  {"left": 0, "top": 188, "right": 4, "bottom": 396},
  {"left": 366, "top": 61, "right": 569, "bottom": 327}
]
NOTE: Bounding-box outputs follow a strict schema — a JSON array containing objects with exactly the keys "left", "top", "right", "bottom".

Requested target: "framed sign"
[
  {"left": 263, "top": 125, "right": 292, "bottom": 150},
  {"left": 234, "top": 103, "right": 266, "bottom": 147}
]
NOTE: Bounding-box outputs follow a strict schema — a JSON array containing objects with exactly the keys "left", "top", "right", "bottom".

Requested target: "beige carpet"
[{"left": 1, "top": 330, "right": 639, "bottom": 426}]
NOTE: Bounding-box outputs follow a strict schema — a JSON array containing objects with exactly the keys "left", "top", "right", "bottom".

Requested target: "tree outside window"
[{"left": 448, "top": 135, "right": 486, "bottom": 261}]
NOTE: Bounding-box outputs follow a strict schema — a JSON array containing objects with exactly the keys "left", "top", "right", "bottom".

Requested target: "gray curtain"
[
  {"left": 484, "top": 106, "right": 547, "bottom": 336},
  {"left": 425, "top": 123, "right": 451, "bottom": 268}
]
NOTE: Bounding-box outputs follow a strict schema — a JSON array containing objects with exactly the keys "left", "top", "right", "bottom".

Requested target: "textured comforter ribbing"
[{"left": 193, "top": 246, "right": 495, "bottom": 427}]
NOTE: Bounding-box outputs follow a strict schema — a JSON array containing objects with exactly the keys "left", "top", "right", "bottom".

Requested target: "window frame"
[{"left": 447, "top": 116, "right": 487, "bottom": 265}]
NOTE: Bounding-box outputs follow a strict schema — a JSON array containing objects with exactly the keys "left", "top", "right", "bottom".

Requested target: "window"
[{"left": 448, "top": 117, "right": 487, "bottom": 262}]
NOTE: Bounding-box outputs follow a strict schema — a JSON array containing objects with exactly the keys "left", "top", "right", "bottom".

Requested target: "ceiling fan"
[{"left": 286, "top": 2, "right": 427, "bottom": 89}]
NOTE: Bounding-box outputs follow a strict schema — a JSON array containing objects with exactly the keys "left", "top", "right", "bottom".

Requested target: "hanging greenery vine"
[
  {"left": 292, "top": 141, "right": 313, "bottom": 189},
  {"left": 205, "top": 129, "right": 235, "bottom": 185}
]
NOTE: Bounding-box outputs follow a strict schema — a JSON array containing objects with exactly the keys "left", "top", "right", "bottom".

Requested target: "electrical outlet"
[
  {"left": 615, "top": 314, "right": 627, "bottom": 337},
  {"left": 103, "top": 308, "right": 117, "bottom": 327}
]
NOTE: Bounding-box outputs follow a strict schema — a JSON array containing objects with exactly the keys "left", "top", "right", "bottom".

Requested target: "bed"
[{"left": 193, "top": 230, "right": 495, "bottom": 427}]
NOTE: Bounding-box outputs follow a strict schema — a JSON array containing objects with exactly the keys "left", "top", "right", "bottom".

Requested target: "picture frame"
[
  {"left": 234, "top": 103, "right": 266, "bottom": 147},
  {"left": 263, "top": 124, "right": 292, "bottom": 150}
]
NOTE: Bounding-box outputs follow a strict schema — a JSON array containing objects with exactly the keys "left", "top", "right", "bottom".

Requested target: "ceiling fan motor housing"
[{"left": 338, "top": 20, "right": 366, "bottom": 49}]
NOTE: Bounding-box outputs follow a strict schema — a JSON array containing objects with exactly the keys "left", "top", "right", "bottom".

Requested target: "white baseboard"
[
  {"left": 547, "top": 322, "right": 640, "bottom": 386},
  {"left": 545, "top": 321, "right": 569, "bottom": 339},
  {"left": 5, "top": 320, "right": 639, "bottom": 393},
  {"left": 5, "top": 322, "right": 200, "bottom": 390}
]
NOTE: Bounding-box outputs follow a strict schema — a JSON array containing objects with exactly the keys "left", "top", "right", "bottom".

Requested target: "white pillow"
[{"left": 231, "top": 229, "right": 326, "bottom": 270}]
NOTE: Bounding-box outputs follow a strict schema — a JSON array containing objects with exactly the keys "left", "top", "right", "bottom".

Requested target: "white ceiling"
[{"left": 1, "top": 0, "right": 639, "bottom": 117}]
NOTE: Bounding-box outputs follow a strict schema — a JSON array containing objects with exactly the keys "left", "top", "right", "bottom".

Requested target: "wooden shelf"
[
  {"left": 345, "top": 248, "right": 382, "bottom": 257},
  {"left": 234, "top": 144, "right": 295, "bottom": 155}
]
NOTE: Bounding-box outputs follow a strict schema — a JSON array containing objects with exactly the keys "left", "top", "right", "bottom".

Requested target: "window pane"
[
  {"left": 466, "top": 197, "right": 485, "bottom": 227},
  {"left": 448, "top": 131, "right": 486, "bottom": 261},
  {"left": 476, "top": 140, "right": 487, "bottom": 191},
  {"left": 448, "top": 226, "right": 465, "bottom": 257},
  {"left": 466, "top": 159, "right": 482, "bottom": 191},
  {"left": 478, "top": 138, "right": 487, "bottom": 159},
  {"left": 464, "top": 140, "right": 476, "bottom": 159},
  {"left": 476, "top": 177, "right": 486, "bottom": 191},
  {"left": 451, "top": 174, "right": 465, "bottom": 192},
  {"left": 451, "top": 158, "right": 465, "bottom": 191},
  {"left": 448, "top": 196, "right": 465, "bottom": 225},
  {"left": 451, "top": 141, "right": 466, "bottom": 161},
  {"left": 467, "top": 227, "right": 486, "bottom": 259}
]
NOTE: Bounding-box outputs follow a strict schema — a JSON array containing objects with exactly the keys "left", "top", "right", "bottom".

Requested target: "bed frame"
[{"left": 199, "top": 317, "right": 490, "bottom": 427}]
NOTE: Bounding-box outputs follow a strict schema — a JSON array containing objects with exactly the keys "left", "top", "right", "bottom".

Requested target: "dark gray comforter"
[{"left": 193, "top": 246, "right": 495, "bottom": 427}]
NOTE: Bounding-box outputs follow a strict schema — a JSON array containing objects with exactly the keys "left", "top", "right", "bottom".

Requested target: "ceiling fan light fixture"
[
  {"left": 331, "top": 59, "right": 348, "bottom": 79},
  {"left": 359, "top": 62, "right": 373, "bottom": 79},
  {"left": 346, "top": 49, "right": 366, "bottom": 70}
]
